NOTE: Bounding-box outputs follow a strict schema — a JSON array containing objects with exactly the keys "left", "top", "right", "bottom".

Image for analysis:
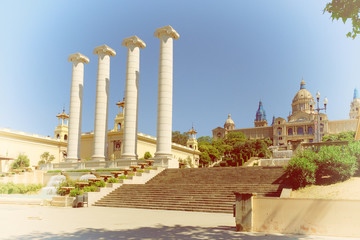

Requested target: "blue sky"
[{"left": 0, "top": 1, "right": 359, "bottom": 138}]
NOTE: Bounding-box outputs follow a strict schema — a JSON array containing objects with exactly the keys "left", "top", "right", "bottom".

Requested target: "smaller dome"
[{"left": 225, "top": 114, "right": 234, "bottom": 125}]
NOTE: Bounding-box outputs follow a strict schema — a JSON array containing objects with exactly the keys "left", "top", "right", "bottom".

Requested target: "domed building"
[{"left": 213, "top": 79, "right": 358, "bottom": 147}]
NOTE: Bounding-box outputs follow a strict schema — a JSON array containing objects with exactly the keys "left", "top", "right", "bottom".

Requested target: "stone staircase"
[{"left": 94, "top": 166, "right": 289, "bottom": 213}]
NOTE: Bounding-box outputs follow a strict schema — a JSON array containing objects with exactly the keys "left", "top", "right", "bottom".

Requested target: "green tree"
[
  {"left": 197, "top": 136, "right": 212, "bottom": 144},
  {"left": 198, "top": 144, "right": 220, "bottom": 167},
  {"left": 322, "top": 131, "right": 355, "bottom": 142},
  {"left": 197, "top": 133, "right": 271, "bottom": 167},
  {"left": 172, "top": 131, "right": 189, "bottom": 146},
  {"left": 39, "top": 152, "right": 55, "bottom": 165},
  {"left": 324, "top": 0, "right": 360, "bottom": 39},
  {"left": 11, "top": 154, "right": 30, "bottom": 169}
]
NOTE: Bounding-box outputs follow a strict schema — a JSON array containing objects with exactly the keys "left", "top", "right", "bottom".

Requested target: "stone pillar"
[
  {"left": 234, "top": 192, "right": 255, "bottom": 232},
  {"left": 92, "top": 45, "right": 116, "bottom": 161},
  {"left": 66, "top": 53, "right": 89, "bottom": 162},
  {"left": 153, "top": 26, "right": 179, "bottom": 160},
  {"left": 120, "top": 36, "right": 146, "bottom": 161}
]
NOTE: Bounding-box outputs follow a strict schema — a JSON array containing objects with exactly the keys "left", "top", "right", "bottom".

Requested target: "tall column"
[
  {"left": 154, "top": 26, "right": 180, "bottom": 159},
  {"left": 120, "top": 36, "right": 146, "bottom": 161},
  {"left": 92, "top": 45, "right": 116, "bottom": 161},
  {"left": 66, "top": 53, "right": 89, "bottom": 162}
]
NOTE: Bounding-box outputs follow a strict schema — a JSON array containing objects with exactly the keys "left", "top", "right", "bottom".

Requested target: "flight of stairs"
[{"left": 94, "top": 166, "right": 289, "bottom": 213}]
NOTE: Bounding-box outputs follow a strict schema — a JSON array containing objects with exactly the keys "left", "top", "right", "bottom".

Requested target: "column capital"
[
  {"left": 93, "top": 45, "right": 116, "bottom": 57},
  {"left": 122, "top": 36, "right": 146, "bottom": 49},
  {"left": 154, "top": 25, "right": 180, "bottom": 40},
  {"left": 68, "top": 53, "right": 89, "bottom": 64}
]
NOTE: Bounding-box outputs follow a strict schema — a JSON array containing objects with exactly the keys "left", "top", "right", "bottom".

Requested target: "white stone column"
[
  {"left": 154, "top": 26, "right": 179, "bottom": 160},
  {"left": 66, "top": 53, "right": 89, "bottom": 162},
  {"left": 92, "top": 45, "right": 116, "bottom": 161},
  {"left": 120, "top": 36, "right": 146, "bottom": 161}
]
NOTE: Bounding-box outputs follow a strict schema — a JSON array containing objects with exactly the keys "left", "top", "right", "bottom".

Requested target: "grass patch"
[{"left": 47, "top": 170, "right": 62, "bottom": 173}]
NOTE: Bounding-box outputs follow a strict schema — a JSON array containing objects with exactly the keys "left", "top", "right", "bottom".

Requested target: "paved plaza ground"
[{"left": 0, "top": 205, "right": 358, "bottom": 240}]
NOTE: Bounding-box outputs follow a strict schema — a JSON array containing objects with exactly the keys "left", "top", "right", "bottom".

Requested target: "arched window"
[
  {"left": 57, "top": 134, "right": 60, "bottom": 139},
  {"left": 118, "top": 123, "right": 121, "bottom": 131},
  {"left": 288, "top": 128, "right": 293, "bottom": 136},
  {"left": 308, "top": 127, "right": 313, "bottom": 135},
  {"left": 64, "top": 134, "right": 68, "bottom": 140},
  {"left": 297, "top": 127, "right": 304, "bottom": 135}
]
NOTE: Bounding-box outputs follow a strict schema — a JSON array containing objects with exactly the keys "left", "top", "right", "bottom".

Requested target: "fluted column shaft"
[
  {"left": 120, "top": 36, "right": 146, "bottom": 161},
  {"left": 92, "top": 45, "right": 116, "bottom": 161},
  {"left": 154, "top": 26, "right": 179, "bottom": 159},
  {"left": 66, "top": 53, "right": 89, "bottom": 162}
]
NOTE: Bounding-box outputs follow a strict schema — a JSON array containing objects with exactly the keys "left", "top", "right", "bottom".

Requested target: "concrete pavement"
[{"left": 0, "top": 205, "right": 358, "bottom": 240}]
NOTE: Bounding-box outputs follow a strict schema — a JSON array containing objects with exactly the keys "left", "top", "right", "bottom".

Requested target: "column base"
[
  {"left": 119, "top": 153, "right": 138, "bottom": 162},
  {"left": 151, "top": 155, "right": 179, "bottom": 169},
  {"left": 65, "top": 157, "right": 79, "bottom": 163},
  {"left": 91, "top": 155, "right": 105, "bottom": 161},
  {"left": 154, "top": 152, "right": 172, "bottom": 159}
]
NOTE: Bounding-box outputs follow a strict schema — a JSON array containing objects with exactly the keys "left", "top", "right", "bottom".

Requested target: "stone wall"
[{"left": 234, "top": 194, "right": 360, "bottom": 237}]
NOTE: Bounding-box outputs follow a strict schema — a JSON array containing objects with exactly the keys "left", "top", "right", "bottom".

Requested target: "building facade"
[
  {"left": 0, "top": 101, "right": 200, "bottom": 172},
  {"left": 213, "top": 80, "right": 358, "bottom": 146}
]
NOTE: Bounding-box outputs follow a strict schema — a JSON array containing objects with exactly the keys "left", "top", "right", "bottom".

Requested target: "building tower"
[
  {"left": 350, "top": 88, "right": 360, "bottom": 119},
  {"left": 114, "top": 98, "right": 125, "bottom": 132},
  {"left": 224, "top": 114, "right": 235, "bottom": 131},
  {"left": 186, "top": 126, "right": 198, "bottom": 151},
  {"left": 254, "top": 100, "right": 268, "bottom": 127},
  {"left": 54, "top": 108, "right": 69, "bottom": 141}
]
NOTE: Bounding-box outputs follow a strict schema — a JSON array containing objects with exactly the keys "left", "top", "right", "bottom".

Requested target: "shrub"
[
  {"left": 315, "top": 145, "right": 358, "bottom": 183},
  {"left": 40, "top": 152, "right": 55, "bottom": 164},
  {"left": 118, "top": 175, "right": 128, "bottom": 179},
  {"left": 144, "top": 152, "right": 152, "bottom": 159},
  {"left": 56, "top": 179, "right": 76, "bottom": 196},
  {"left": 107, "top": 178, "right": 118, "bottom": 183},
  {"left": 94, "top": 180, "right": 106, "bottom": 188},
  {"left": 69, "top": 188, "right": 83, "bottom": 197},
  {"left": 285, "top": 155, "right": 317, "bottom": 189},
  {"left": 11, "top": 154, "right": 30, "bottom": 169},
  {"left": 0, "top": 183, "right": 42, "bottom": 194},
  {"left": 83, "top": 185, "right": 98, "bottom": 192},
  {"left": 38, "top": 160, "right": 46, "bottom": 165}
]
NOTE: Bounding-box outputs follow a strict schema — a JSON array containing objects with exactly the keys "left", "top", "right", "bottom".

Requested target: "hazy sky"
[{"left": 1, "top": 1, "right": 359, "bottom": 139}]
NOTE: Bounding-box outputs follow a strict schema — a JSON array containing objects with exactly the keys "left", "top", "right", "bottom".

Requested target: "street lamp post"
[{"left": 311, "top": 91, "right": 328, "bottom": 143}]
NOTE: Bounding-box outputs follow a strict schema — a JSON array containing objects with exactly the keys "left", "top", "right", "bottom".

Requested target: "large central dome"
[{"left": 291, "top": 80, "right": 315, "bottom": 115}]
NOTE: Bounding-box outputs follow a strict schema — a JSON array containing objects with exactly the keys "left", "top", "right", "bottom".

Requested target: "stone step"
[
  {"left": 94, "top": 203, "right": 233, "bottom": 213},
  {"left": 94, "top": 166, "right": 288, "bottom": 213}
]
